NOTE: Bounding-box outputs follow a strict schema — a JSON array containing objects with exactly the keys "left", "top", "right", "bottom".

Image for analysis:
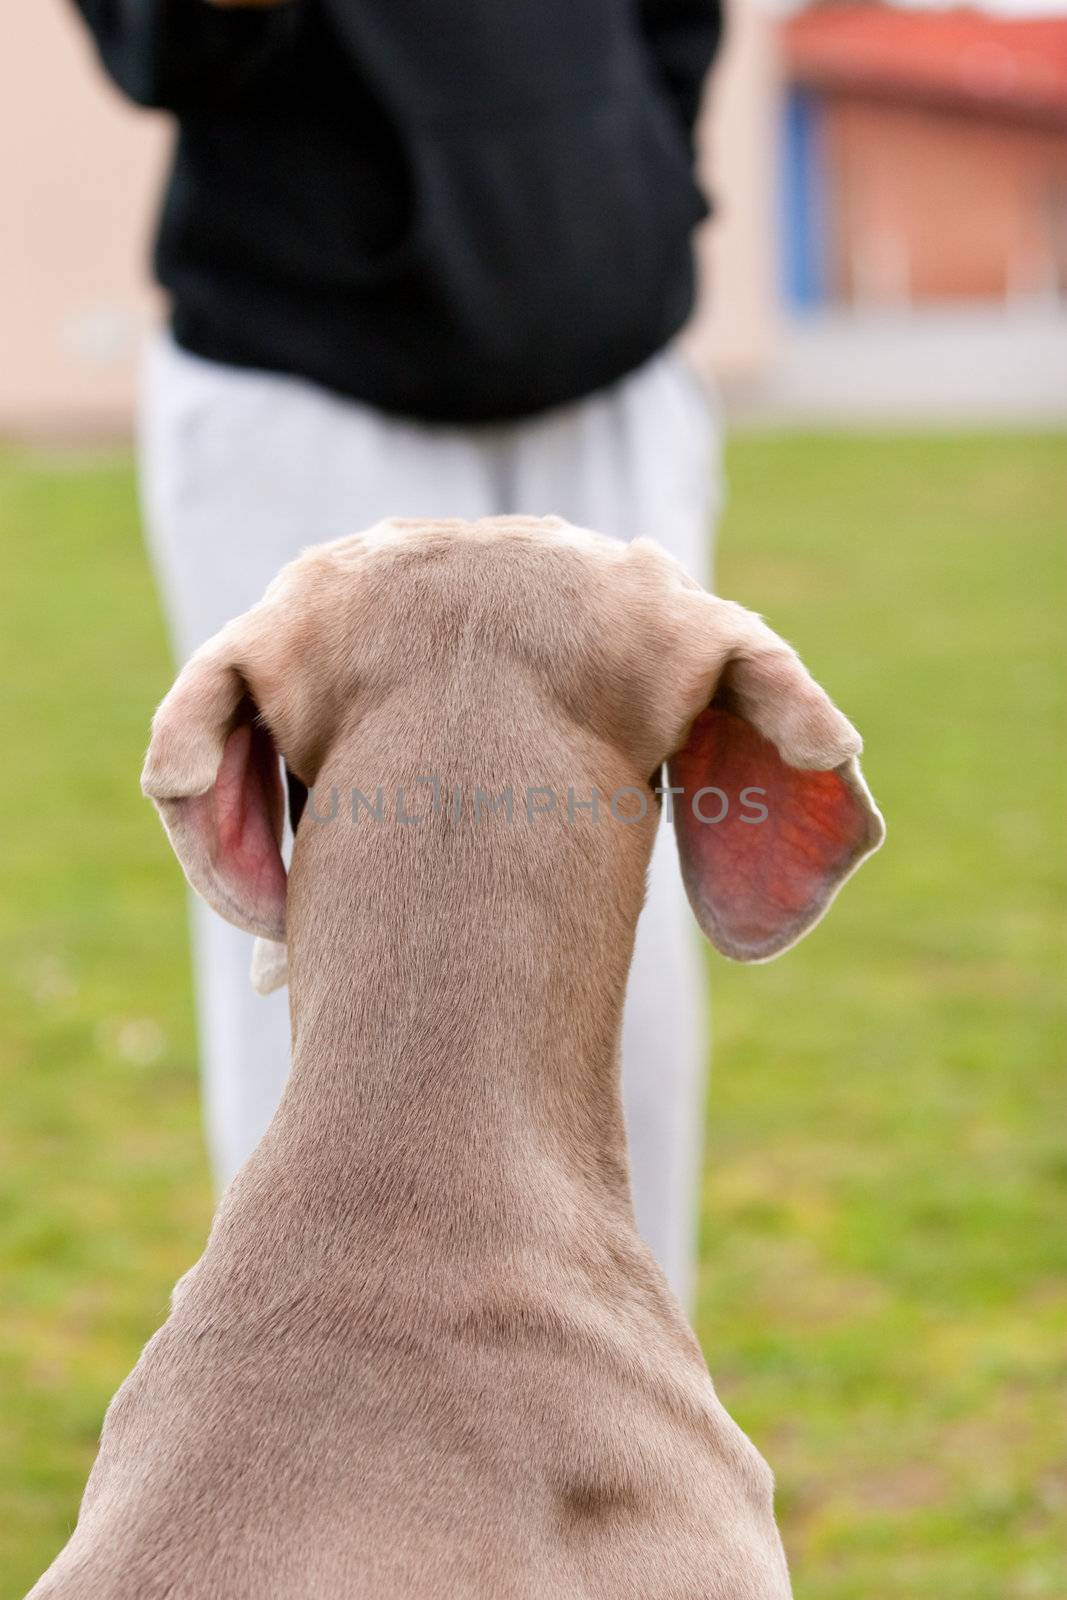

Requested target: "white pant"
[{"left": 139, "top": 333, "right": 719, "bottom": 1302}]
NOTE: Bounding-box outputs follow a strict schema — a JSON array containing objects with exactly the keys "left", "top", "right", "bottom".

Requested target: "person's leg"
[
  {"left": 501, "top": 350, "right": 721, "bottom": 1304},
  {"left": 139, "top": 333, "right": 501, "bottom": 1188}
]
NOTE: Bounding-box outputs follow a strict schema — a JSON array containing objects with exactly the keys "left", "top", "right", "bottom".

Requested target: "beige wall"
[
  {"left": 688, "top": 0, "right": 781, "bottom": 385},
  {"left": 0, "top": 1, "right": 777, "bottom": 438},
  {"left": 0, "top": 4, "right": 168, "bottom": 436}
]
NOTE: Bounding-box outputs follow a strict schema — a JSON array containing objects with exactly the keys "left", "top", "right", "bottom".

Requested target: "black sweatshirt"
[{"left": 70, "top": 1, "right": 722, "bottom": 423}]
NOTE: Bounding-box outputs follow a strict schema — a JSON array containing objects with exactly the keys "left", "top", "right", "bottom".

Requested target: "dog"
[{"left": 28, "top": 516, "right": 883, "bottom": 1599}]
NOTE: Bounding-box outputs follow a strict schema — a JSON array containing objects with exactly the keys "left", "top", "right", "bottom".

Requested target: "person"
[{"left": 70, "top": 0, "right": 724, "bottom": 1305}]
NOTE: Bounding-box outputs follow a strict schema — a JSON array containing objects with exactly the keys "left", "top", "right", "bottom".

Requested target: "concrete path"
[{"left": 726, "top": 307, "right": 1067, "bottom": 427}]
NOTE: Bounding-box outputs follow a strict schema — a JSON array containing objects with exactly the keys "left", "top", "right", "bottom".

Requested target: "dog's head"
[{"left": 141, "top": 516, "right": 883, "bottom": 987}]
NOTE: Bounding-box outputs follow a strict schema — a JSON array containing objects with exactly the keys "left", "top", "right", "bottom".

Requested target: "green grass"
[{"left": 1, "top": 435, "right": 1064, "bottom": 1598}]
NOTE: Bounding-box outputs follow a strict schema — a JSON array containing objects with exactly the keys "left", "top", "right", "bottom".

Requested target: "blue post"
[{"left": 781, "top": 86, "right": 828, "bottom": 311}]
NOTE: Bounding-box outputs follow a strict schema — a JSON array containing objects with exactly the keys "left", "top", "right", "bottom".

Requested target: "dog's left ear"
[
  {"left": 668, "top": 595, "right": 884, "bottom": 962},
  {"left": 141, "top": 618, "right": 288, "bottom": 944}
]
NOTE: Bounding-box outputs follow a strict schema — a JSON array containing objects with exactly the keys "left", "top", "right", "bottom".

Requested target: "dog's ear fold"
[
  {"left": 668, "top": 598, "right": 884, "bottom": 962},
  {"left": 247, "top": 769, "right": 306, "bottom": 994},
  {"left": 141, "top": 620, "right": 287, "bottom": 943}
]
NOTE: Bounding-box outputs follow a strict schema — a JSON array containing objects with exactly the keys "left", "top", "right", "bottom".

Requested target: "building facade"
[{"left": 781, "top": 6, "right": 1067, "bottom": 310}]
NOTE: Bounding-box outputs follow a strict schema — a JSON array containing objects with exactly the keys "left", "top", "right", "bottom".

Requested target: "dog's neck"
[{"left": 271, "top": 705, "right": 655, "bottom": 1242}]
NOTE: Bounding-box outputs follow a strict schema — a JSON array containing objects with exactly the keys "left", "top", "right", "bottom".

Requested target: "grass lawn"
[{"left": 1, "top": 433, "right": 1064, "bottom": 1598}]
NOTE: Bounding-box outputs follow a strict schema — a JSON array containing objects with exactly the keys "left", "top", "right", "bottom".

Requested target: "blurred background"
[
  {"left": 1, "top": 2, "right": 1064, "bottom": 1597},
  {"left": 3, "top": 0, "right": 1067, "bottom": 431}
]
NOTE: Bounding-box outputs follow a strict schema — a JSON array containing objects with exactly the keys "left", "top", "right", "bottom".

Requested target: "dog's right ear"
[
  {"left": 667, "top": 594, "right": 884, "bottom": 962},
  {"left": 141, "top": 618, "right": 287, "bottom": 943}
]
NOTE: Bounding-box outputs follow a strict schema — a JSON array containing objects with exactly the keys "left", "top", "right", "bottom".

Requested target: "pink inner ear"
[
  {"left": 669, "top": 707, "right": 878, "bottom": 961},
  {"left": 176, "top": 720, "right": 287, "bottom": 940},
  {"left": 215, "top": 719, "right": 287, "bottom": 904}
]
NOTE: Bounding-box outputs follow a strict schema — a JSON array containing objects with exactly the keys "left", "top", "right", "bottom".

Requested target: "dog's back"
[{"left": 35, "top": 1143, "right": 786, "bottom": 1600}]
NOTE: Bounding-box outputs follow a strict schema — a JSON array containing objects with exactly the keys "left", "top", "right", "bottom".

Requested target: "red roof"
[{"left": 781, "top": 4, "right": 1067, "bottom": 121}]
